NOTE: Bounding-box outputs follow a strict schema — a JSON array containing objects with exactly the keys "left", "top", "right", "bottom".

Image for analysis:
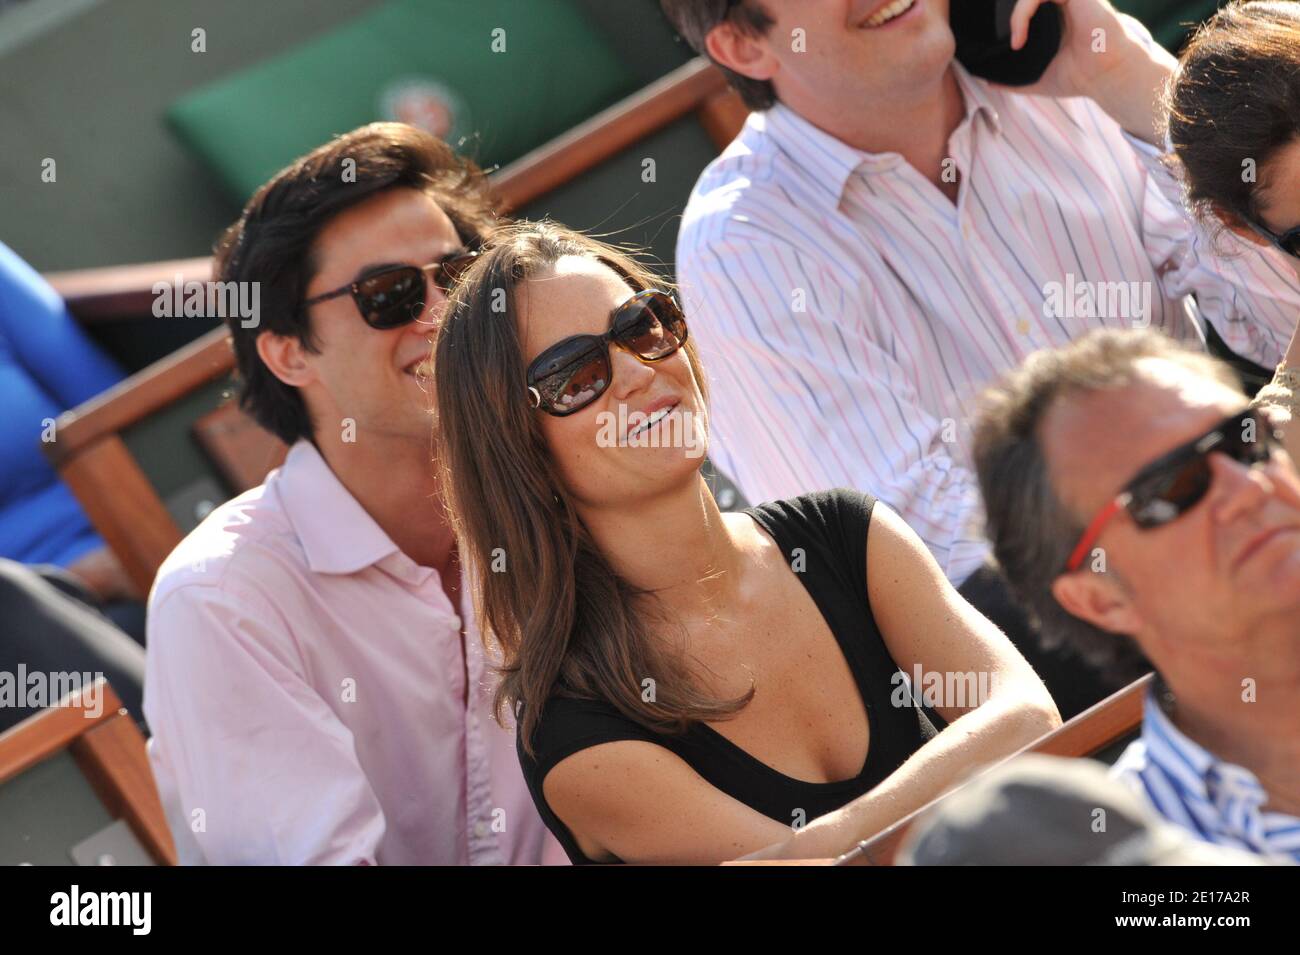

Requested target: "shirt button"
[
  {"left": 473, "top": 822, "right": 489, "bottom": 839},
  {"left": 1016, "top": 319, "right": 1031, "bottom": 336}
]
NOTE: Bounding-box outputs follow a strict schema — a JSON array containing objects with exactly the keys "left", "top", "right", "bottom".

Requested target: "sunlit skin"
[
  {"left": 703, "top": 0, "right": 1175, "bottom": 200},
  {"left": 516, "top": 258, "right": 709, "bottom": 510},
  {"left": 512, "top": 257, "right": 1058, "bottom": 864},
  {"left": 288, "top": 187, "right": 462, "bottom": 443},
  {"left": 1044, "top": 360, "right": 1300, "bottom": 814},
  {"left": 706, "top": 0, "right": 961, "bottom": 197},
  {"left": 1255, "top": 137, "right": 1300, "bottom": 239},
  {"left": 255, "top": 186, "right": 463, "bottom": 582}
]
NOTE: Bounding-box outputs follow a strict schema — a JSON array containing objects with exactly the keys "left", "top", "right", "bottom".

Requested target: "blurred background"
[
  {"left": 0, "top": 0, "right": 718, "bottom": 372},
  {"left": 1, "top": 0, "right": 1222, "bottom": 367}
]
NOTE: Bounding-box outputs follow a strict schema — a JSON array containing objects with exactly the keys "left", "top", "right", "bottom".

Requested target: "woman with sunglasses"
[
  {"left": 432, "top": 220, "right": 1060, "bottom": 865},
  {"left": 1165, "top": 1, "right": 1300, "bottom": 449}
]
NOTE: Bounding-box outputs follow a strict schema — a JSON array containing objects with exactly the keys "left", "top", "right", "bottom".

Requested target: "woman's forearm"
[{"left": 744, "top": 688, "right": 1060, "bottom": 861}]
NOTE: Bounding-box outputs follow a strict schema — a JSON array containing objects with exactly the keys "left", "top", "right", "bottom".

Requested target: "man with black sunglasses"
[
  {"left": 973, "top": 328, "right": 1300, "bottom": 862},
  {"left": 142, "top": 123, "right": 560, "bottom": 865}
]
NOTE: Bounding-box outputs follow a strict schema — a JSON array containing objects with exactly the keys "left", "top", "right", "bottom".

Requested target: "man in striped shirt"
[
  {"left": 661, "top": 1, "right": 1300, "bottom": 714},
  {"left": 973, "top": 328, "right": 1300, "bottom": 862},
  {"left": 1112, "top": 682, "right": 1300, "bottom": 862}
]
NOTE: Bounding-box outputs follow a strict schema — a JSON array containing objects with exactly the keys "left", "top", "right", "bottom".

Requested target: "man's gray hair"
[{"left": 972, "top": 328, "right": 1241, "bottom": 682}]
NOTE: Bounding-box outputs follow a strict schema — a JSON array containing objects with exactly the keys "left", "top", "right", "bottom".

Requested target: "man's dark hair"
[
  {"left": 213, "top": 122, "right": 497, "bottom": 445},
  {"left": 972, "top": 329, "right": 1241, "bottom": 686},
  {"left": 660, "top": 0, "right": 776, "bottom": 111}
]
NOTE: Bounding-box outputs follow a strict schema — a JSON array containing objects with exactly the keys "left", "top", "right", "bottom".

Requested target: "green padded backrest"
[
  {"left": 166, "top": 0, "right": 640, "bottom": 203},
  {"left": 120, "top": 376, "right": 241, "bottom": 533},
  {"left": 517, "top": 116, "right": 725, "bottom": 280},
  {"left": 0, "top": 750, "right": 115, "bottom": 866}
]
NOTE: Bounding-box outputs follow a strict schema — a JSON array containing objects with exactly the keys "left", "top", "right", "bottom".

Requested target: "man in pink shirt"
[{"left": 144, "top": 123, "right": 562, "bottom": 865}]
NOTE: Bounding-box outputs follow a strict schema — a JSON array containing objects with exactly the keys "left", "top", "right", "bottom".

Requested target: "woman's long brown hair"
[
  {"left": 433, "top": 220, "right": 751, "bottom": 755},
  {"left": 1165, "top": 1, "right": 1300, "bottom": 229}
]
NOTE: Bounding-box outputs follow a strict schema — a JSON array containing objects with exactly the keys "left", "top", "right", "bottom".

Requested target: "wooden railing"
[
  {"left": 833, "top": 674, "right": 1151, "bottom": 865},
  {"left": 0, "top": 678, "right": 176, "bottom": 865},
  {"left": 42, "top": 59, "right": 748, "bottom": 595}
]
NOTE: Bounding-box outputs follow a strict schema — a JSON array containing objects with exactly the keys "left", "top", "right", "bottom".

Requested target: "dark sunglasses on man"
[
  {"left": 302, "top": 247, "right": 480, "bottom": 329},
  {"left": 526, "top": 289, "right": 689, "bottom": 417},
  {"left": 1065, "top": 407, "right": 1280, "bottom": 572}
]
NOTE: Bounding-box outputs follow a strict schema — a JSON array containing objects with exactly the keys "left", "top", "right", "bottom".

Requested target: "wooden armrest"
[
  {"left": 39, "top": 58, "right": 746, "bottom": 595},
  {"left": 720, "top": 858, "right": 836, "bottom": 866},
  {"left": 47, "top": 256, "right": 212, "bottom": 324},
  {"left": 38, "top": 327, "right": 235, "bottom": 594},
  {"left": 192, "top": 402, "right": 288, "bottom": 494},
  {"left": 835, "top": 674, "right": 1153, "bottom": 866},
  {"left": 44, "top": 326, "right": 235, "bottom": 468},
  {"left": 47, "top": 59, "right": 741, "bottom": 327},
  {"left": 0, "top": 678, "right": 176, "bottom": 866}
]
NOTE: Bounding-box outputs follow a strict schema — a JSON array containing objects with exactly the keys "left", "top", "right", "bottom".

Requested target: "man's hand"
[{"left": 1004, "top": 0, "right": 1177, "bottom": 146}]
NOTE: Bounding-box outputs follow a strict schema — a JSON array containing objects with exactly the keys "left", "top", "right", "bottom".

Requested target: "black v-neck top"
[{"left": 516, "top": 489, "right": 933, "bottom": 864}]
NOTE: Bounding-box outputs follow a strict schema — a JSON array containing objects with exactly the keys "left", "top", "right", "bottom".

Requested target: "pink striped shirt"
[
  {"left": 144, "top": 440, "right": 564, "bottom": 865},
  {"left": 676, "top": 59, "right": 1300, "bottom": 585}
]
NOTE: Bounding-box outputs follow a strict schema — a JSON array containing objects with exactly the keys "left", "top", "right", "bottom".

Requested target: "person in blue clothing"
[
  {"left": 0, "top": 240, "right": 132, "bottom": 591},
  {"left": 0, "top": 240, "right": 145, "bottom": 731}
]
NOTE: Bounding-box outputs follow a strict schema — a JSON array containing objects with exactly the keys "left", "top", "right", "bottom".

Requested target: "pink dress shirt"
[
  {"left": 143, "top": 440, "right": 565, "bottom": 865},
  {"left": 676, "top": 19, "right": 1300, "bottom": 587}
]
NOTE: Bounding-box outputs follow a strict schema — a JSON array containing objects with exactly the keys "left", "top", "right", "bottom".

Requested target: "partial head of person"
[
  {"left": 973, "top": 328, "right": 1300, "bottom": 691},
  {"left": 1166, "top": 0, "right": 1300, "bottom": 260},
  {"left": 898, "top": 754, "right": 1270, "bottom": 865},
  {"left": 659, "top": 0, "right": 955, "bottom": 113},
  {"left": 433, "top": 220, "right": 746, "bottom": 748},
  {"left": 213, "top": 122, "right": 496, "bottom": 450}
]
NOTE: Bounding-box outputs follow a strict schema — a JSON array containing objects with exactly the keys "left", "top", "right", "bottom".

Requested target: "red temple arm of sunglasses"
[{"left": 1065, "top": 495, "right": 1128, "bottom": 572}]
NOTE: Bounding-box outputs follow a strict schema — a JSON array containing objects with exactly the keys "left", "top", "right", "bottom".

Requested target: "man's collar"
[
  {"left": 759, "top": 103, "right": 874, "bottom": 205},
  {"left": 276, "top": 440, "right": 401, "bottom": 575},
  {"left": 1141, "top": 687, "right": 1269, "bottom": 807},
  {"left": 758, "top": 61, "right": 1002, "bottom": 207},
  {"left": 951, "top": 60, "right": 1003, "bottom": 136}
]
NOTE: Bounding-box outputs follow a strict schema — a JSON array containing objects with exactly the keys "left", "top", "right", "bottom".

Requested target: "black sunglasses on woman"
[{"left": 525, "top": 289, "right": 688, "bottom": 416}]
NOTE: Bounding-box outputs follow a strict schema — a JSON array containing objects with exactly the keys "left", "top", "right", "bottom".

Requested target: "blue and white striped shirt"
[
  {"left": 1113, "top": 690, "right": 1300, "bottom": 863},
  {"left": 676, "top": 25, "right": 1300, "bottom": 585}
]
